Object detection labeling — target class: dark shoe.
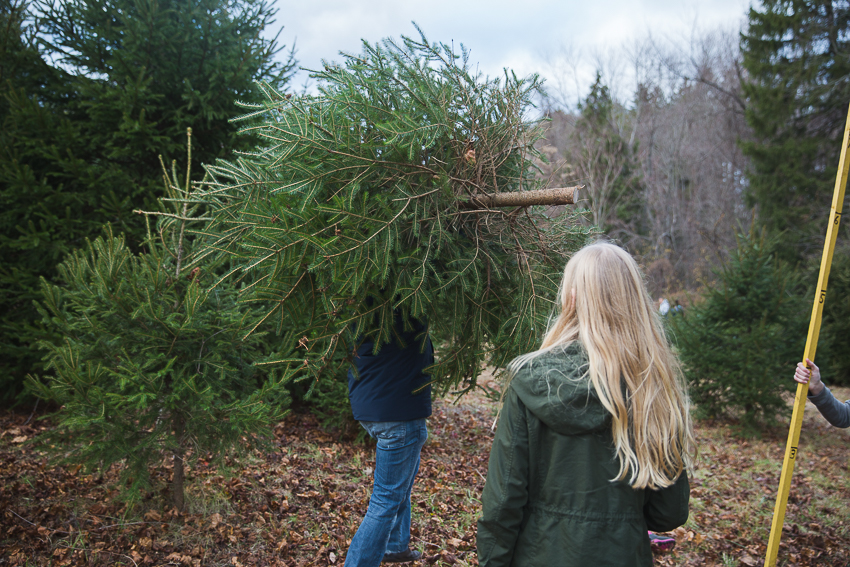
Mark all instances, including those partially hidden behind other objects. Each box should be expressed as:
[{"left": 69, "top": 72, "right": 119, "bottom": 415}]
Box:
[
  {"left": 383, "top": 549, "right": 422, "bottom": 563},
  {"left": 648, "top": 531, "right": 676, "bottom": 552}
]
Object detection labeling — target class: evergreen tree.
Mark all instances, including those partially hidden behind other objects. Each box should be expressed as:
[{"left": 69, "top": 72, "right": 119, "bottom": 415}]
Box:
[
  {"left": 199, "top": 29, "right": 593, "bottom": 395},
  {"left": 28, "top": 132, "right": 292, "bottom": 510},
  {"left": 0, "top": 0, "right": 81, "bottom": 402},
  {"left": 741, "top": 0, "right": 850, "bottom": 259},
  {"left": 570, "top": 73, "right": 644, "bottom": 240},
  {"left": 0, "top": 1, "right": 58, "bottom": 111},
  {"left": 34, "top": 0, "right": 295, "bottom": 182},
  {"left": 671, "top": 226, "right": 806, "bottom": 430},
  {"left": 0, "top": 0, "right": 295, "bottom": 401}
]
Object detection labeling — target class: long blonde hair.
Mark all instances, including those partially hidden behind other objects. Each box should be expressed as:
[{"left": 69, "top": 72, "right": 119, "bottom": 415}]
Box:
[{"left": 509, "top": 241, "right": 695, "bottom": 490}]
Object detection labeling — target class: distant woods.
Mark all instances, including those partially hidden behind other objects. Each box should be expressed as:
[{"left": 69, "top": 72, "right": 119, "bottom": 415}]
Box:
[
  {"left": 534, "top": 2, "right": 850, "bottom": 391},
  {"left": 537, "top": 2, "right": 850, "bottom": 298},
  {"left": 536, "top": 27, "right": 754, "bottom": 297}
]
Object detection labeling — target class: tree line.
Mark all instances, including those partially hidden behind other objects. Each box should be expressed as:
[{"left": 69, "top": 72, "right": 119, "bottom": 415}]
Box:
[{"left": 535, "top": 1, "right": 850, "bottom": 396}]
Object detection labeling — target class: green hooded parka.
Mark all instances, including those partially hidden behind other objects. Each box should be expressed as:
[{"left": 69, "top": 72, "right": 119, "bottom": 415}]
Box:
[{"left": 477, "top": 344, "right": 690, "bottom": 567}]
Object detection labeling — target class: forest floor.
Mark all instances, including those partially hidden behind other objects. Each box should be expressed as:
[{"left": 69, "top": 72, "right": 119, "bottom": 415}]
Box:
[{"left": 2, "top": 382, "right": 849, "bottom": 567}]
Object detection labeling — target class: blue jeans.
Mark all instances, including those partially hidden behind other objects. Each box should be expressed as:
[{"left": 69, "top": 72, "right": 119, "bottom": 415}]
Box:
[{"left": 344, "top": 419, "right": 428, "bottom": 567}]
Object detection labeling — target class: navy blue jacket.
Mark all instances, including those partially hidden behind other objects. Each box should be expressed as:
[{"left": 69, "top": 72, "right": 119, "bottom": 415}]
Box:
[{"left": 347, "top": 312, "right": 433, "bottom": 422}]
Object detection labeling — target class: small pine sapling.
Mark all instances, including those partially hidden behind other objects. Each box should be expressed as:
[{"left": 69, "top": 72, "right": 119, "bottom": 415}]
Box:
[
  {"left": 670, "top": 225, "right": 806, "bottom": 431},
  {"left": 28, "top": 130, "right": 295, "bottom": 510}
]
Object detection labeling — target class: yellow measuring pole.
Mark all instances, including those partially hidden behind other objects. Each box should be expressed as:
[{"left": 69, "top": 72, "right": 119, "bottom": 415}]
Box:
[{"left": 764, "top": 102, "right": 850, "bottom": 567}]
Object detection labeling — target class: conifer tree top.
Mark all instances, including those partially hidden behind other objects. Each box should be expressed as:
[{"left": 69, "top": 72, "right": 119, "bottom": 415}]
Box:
[{"left": 200, "top": 28, "right": 592, "bottom": 393}]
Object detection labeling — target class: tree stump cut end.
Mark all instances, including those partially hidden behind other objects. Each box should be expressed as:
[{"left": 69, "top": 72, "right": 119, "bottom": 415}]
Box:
[{"left": 465, "top": 185, "right": 582, "bottom": 209}]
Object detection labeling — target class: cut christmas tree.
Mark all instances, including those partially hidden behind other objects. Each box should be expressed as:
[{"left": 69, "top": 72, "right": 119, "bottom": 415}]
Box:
[{"left": 199, "top": 28, "right": 593, "bottom": 394}]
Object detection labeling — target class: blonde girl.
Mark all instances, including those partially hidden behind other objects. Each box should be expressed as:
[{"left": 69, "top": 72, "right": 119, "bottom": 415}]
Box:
[{"left": 477, "top": 241, "right": 696, "bottom": 567}]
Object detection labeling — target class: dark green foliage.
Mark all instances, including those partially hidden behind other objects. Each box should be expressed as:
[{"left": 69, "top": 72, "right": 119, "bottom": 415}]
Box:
[
  {"left": 671, "top": 226, "right": 806, "bottom": 429},
  {"left": 27, "top": 143, "right": 293, "bottom": 509},
  {"left": 0, "top": 0, "right": 57, "bottom": 108},
  {"left": 0, "top": 0, "right": 78, "bottom": 402},
  {"left": 34, "top": 0, "right": 295, "bottom": 174},
  {"left": 741, "top": 0, "right": 850, "bottom": 259},
  {"left": 199, "top": 28, "right": 593, "bottom": 396},
  {"left": 817, "top": 245, "right": 850, "bottom": 385},
  {"left": 0, "top": 0, "right": 294, "bottom": 402}
]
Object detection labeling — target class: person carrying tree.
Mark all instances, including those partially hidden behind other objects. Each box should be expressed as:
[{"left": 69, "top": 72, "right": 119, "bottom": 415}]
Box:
[
  {"left": 477, "top": 241, "right": 695, "bottom": 567},
  {"left": 793, "top": 359, "right": 850, "bottom": 428},
  {"left": 344, "top": 308, "right": 433, "bottom": 566}
]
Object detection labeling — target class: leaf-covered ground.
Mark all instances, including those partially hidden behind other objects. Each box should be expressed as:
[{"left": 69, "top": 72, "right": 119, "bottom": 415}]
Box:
[{"left": 2, "top": 385, "right": 849, "bottom": 566}]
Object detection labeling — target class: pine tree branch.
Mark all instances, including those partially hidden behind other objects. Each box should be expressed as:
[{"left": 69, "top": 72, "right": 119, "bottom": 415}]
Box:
[
  {"left": 322, "top": 198, "right": 413, "bottom": 259},
  {"left": 133, "top": 210, "right": 213, "bottom": 222}
]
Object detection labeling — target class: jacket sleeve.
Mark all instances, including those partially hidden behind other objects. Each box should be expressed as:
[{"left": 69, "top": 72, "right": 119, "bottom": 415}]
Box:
[
  {"left": 477, "top": 388, "right": 530, "bottom": 567},
  {"left": 643, "top": 469, "right": 690, "bottom": 533},
  {"left": 809, "top": 386, "right": 850, "bottom": 428}
]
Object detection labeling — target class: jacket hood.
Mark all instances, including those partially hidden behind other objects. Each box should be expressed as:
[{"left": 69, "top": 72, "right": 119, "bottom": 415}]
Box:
[{"left": 509, "top": 343, "right": 610, "bottom": 436}]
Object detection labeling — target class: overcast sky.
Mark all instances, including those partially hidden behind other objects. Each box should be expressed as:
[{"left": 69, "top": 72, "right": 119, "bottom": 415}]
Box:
[{"left": 271, "top": 0, "right": 752, "bottom": 102}]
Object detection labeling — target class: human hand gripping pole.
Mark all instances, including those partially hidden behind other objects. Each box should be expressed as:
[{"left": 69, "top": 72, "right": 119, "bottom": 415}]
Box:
[
  {"left": 793, "top": 359, "right": 823, "bottom": 397},
  {"left": 763, "top": 101, "right": 850, "bottom": 566}
]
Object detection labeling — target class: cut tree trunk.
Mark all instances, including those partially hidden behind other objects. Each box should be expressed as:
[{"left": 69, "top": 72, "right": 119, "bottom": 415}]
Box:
[{"left": 462, "top": 185, "right": 582, "bottom": 209}]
